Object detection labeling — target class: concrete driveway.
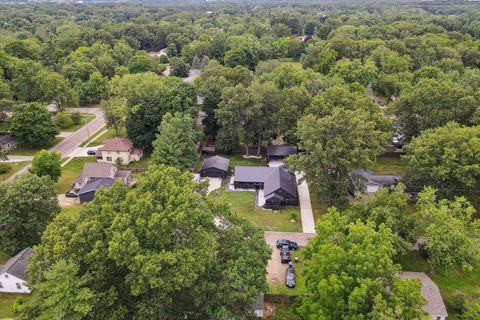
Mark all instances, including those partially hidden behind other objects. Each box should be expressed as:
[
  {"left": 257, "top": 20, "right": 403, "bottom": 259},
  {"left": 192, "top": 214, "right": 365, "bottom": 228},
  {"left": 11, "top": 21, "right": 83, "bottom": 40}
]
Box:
[
  {"left": 69, "top": 145, "right": 103, "bottom": 158},
  {"left": 295, "top": 172, "right": 316, "bottom": 234},
  {"left": 206, "top": 177, "right": 222, "bottom": 194},
  {"left": 264, "top": 232, "right": 316, "bottom": 287}
]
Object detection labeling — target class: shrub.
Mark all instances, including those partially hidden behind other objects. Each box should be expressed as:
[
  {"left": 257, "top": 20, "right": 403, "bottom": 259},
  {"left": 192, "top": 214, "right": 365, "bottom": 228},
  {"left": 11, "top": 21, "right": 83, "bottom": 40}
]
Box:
[
  {"left": 446, "top": 292, "right": 468, "bottom": 313},
  {"left": 0, "top": 163, "right": 12, "bottom": 173},
  {"left": 290, "top": 211, "right": 298, "bottom": 222},
  {"left": 71, "top": 112, "right": 81, "bottom": 125},
  {"left": 55, "top": 112, "right": 73, "bottom": 129}
]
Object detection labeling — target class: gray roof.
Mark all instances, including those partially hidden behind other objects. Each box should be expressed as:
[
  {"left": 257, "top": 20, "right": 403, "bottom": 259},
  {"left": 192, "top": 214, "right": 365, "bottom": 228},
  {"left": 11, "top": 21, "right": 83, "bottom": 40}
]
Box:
[
  {"left": 267, "top": 145, "right": 297, "bottom": 157},
  {"left": 0, "top": 134, "right": 13, "bottom": 145},
  {"left": 201, "top": 156, "right": 230, "bottom": 172},
  {"left": 234, "top": 166, "right": 297, "bottom": 198},
  {"left": 0, "top": 248, "right": 34, "bottom": 281},
  {"left": 399, "top": 272, "right": 448, "bottom": 317},
  {"left": 81, "top": 163, "right": 117, "bottom": 179},
  {"left": 351, "top": 169, "right": 400, "bottom": 186},
  {"left": 78, "top": 178, "right": 115, "bottom": 195}
]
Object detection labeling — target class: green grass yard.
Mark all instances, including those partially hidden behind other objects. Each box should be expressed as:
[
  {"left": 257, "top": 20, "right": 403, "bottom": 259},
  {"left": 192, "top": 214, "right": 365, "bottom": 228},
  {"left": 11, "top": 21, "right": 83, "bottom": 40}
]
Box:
[
  {"left": 368, "top": 156, "right": 406, "bottom": 175},
  {"left": 268, "top": 248, "right": 308, "bottom": 296},
  {"left": 60, "top": 113, "right": 95, "bottom": 132},
  {"left": 0, "top": 161, "right": 30, "bottom": 181},
  {"left": 397, "top": 250, "right": 480, "bottom": 319},
  {"left": 210, "top": 189, "right": 302, "bottom": 232},
  {"left": 55, "top": 157, "right": 97, "bottom": 193},
  {"left": 0, "top": 121, "right": 9, "bottom": 133},
  {"left": 9, "top": 137, "right": 64, "bottom": 156}
]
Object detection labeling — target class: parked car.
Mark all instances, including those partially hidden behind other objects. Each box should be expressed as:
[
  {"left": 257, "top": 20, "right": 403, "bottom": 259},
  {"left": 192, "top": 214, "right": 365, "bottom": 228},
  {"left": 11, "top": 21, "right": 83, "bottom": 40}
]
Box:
[
  {"left": 276, "top": 239, "right": 298, "bottom": 250},
  {"left": 65, "top": 190, "right": 78, "bottom": 198},
  {"left": 87, "top": 150, "right": 97, "bottom": 156},
  {"left": 280, "top": 245, "right": 291, "bottom": 263},
  {"left": 285, "top": 262, "right": 296, "bottom": 288}
]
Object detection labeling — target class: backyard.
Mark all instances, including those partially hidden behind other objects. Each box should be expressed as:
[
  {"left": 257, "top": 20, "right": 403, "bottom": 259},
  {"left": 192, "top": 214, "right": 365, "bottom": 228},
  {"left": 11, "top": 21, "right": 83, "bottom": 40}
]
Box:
[
  {"left": 55, "top": 157, "right": 97, "bottom": 193},
  {"left": 210, "top": 189, "right": 302, "bottom": 232},
  {"left": 368, "top": 155, "right": 406, "bottom": 175},
  {"left": 0, "top": 161, "right": 30, "bottom": 181}
]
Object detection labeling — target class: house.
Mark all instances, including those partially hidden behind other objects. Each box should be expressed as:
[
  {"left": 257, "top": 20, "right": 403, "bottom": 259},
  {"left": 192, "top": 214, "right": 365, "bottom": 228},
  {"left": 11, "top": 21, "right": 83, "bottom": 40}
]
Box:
[
  {"left": 252, "top": 293, "right": 264, "bottom": 318},
  {"left": 0, "top": 248, "right": 34, "bottom": 294},
  {"left": 78, "top": 178, "right": 115, "bottom": 203},
  {"left": 96, "top": 138, "right": 143, "bottom": 165},
  {"left": 200, "top": 156, "right": 230, "bottom": 179},
  {"left": 266, "top": 145, "right": 297, "bottom": 161},
  {"left": 0, "top": 134, "right": 15, "bottom": 153},
  {"left": 351, "top": 169, "right": 400, "bottom": 193},
  {"left": 234, "top": 166, "right": 297, "bottom": 210},
  {"left": 74, "top": 162, "right": 133, "bottom": 191},
  {"left": 399, "top": 272, "right": 448, "bottom": 320}
]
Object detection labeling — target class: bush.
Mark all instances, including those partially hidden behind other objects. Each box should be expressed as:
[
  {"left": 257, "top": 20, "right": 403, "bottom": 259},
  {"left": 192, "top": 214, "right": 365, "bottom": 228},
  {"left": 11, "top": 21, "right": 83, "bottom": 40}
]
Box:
[
  {"left": 13, "top": 296, "right": 27, "bottom": 314},
  {"left": 159, "top": 55, "right": 169, "bottom": 64},
  {"left": 290, "top": 211, "right": 298, "bottom": 222},
  {"left": 55, "top": 112, "right": 73, "bottom": 129},
  {"left": 0, "top": 163, "right": 12, "bottom": 173},
  {"left": 446, "top": 292, "right": 468, "bottom": 313},
  {"left": 71, "top": 112, "right": 81, "bottom": 125}
]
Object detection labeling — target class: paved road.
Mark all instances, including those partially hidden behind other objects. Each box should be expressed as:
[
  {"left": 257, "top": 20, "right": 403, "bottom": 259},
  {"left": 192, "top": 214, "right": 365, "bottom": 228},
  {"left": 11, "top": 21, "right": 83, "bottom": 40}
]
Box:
[
  {"left": 295, "top": 172, "right": 316, "bottom": 234},
  {"left": 7, "top": 108, "right": 106, "bottom": 182}
]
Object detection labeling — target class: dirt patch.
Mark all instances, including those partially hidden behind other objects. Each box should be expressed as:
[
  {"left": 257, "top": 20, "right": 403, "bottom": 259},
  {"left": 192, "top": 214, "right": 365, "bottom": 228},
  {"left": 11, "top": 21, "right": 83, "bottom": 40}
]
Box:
[{"left": 57, "top": 194, "right": 79, "bottom": 207}]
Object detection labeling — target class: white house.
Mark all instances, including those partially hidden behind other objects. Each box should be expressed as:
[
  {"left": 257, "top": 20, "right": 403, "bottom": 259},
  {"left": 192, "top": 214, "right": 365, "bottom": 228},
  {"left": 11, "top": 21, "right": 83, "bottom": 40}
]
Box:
[
  {"left": 399, "top": 272, "right": 448, "bottom": 320},
  {"left": 96, "top": 138, "right": 143, "bottom": 165},
  {"left": 0, "top": 248, "right": 34, "bottom": 294}
]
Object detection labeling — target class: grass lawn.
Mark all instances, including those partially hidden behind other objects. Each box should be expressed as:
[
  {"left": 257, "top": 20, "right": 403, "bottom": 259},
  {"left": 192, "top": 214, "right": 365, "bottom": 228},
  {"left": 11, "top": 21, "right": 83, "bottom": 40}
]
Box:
[
  {"left": 0, "top": 161, "right": 30, "bottom": 181},
  {"left": 60, "top": 113, "right": 95, "bottom": 132},
  {"left": 396, "top": 250, "right": 480, "bottom": 319},
  {"left": 210, "top": 189, "right": 302, "bottom": 232},
  {"left": 0, "top": 251, "right": 9, "bottom": 264},
  {"left": 0, "top": 121, "right": 9, "bottom": 132},
  {"left": 55, "top": 157, "right": 97, "bottom": 193},
  {"left": 125, "top": 153, "right": 151, "bottom": 169},
  {"left": 8, "top": 137, "right": 64, "bottom": 156},
  {"left": 268, "top": 248, "right": 308, "bottom": 296},
  {"left": 61, "top": 205, "right": 82, "bottom": 216},
  {"left": 368, "top": 156, "right": 406, "bottom": 175},
  {"left": 84, "top": 127, "right": 126, "bottom": 147},
  {"left": 222, "top": 154, "right": 266, "bottom": 174}
]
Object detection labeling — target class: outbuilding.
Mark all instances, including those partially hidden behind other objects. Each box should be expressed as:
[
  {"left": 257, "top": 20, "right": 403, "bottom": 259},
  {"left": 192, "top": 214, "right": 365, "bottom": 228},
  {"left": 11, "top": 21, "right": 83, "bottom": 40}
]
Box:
[
  {"left": 266, "top": 145, "right": 297, "bottom": 161},
  {"left": 78, "top": 178, "right": 115, "bottom": 203},
  {"left": 200, "top": 156, "right": 230, "bottom": 179}
]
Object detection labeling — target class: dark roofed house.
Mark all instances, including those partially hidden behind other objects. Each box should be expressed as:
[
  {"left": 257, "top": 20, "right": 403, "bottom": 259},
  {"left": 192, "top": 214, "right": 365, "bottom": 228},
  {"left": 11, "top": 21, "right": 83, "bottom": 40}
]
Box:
[
  {"left": 234, "top": 165, "right": 297, "bottom": 210},
  {"left": 399, "top": 272, "right": 448, "bottom": 320},
  {"left": 0, "top": 248, "right": 34, "bottom": 293},
  {"left": 266, "top": 145, "right": 298, "bottom": 160},
  {"left": 200, "top": 156, "right": 230, "bottom": 179},
  {"left": 78, "top": 178, "right": 115, "bottom": 203},
  {"left": 351, "top": 169, "right": 400, "bottom": 193}
]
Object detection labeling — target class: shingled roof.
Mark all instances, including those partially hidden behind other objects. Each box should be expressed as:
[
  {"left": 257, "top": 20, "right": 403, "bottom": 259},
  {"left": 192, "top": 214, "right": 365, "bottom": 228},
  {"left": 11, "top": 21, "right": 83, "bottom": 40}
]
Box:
[
  {"left": 399, "top": 272, "right": 448, "bottom": 318},
  {"left": 201, "top": 156, "right": 230, "bottom": 172},
  {"left": 234, "top": 165, "right": 297, "bottom": 198},
  {"left": 351, "top": 169, "right": 400, "bottom": 186},
  {"left": 100, "top": 138, "right": 134, "bottom": 152},
  {"left": 266, "top": 145, "right": 298, "bottom": 157},
  {"left": 81, "top": 163, "right": 117, "bottom": 179},
  {"left": 78, "top": 178, "right": 115, "bottom": 195},
  {"left": 0, "top": 248, "right": 34, "bottom": 281}
]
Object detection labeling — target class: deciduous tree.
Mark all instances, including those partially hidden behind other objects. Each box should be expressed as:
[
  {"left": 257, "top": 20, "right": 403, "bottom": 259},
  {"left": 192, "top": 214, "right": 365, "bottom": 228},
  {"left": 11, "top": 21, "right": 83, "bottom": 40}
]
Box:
[
  {"left": 10, "top": 103, "right": 59, "bottom": 146},
  {"left": 30, "top": 150, "right": 62, "bottom": 182}
]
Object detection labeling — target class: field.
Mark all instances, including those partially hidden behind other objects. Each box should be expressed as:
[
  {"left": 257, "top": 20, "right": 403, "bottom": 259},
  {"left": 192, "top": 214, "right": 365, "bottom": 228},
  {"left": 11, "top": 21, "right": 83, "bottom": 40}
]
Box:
[
  {"left": 55, "top": 157, "right": 97, "bottom": 193},
  {"left": 210, "top": 189, "right": 302, "bottom": 232},
  {"left": 0, "top": 161, "right": 30, "bottom": 181}
]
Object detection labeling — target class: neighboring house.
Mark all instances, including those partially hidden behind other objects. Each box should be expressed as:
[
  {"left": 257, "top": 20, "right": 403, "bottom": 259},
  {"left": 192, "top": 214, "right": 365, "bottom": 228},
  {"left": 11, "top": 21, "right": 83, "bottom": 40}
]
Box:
[
  {"left": 74, "top": 162, "right": 133, "bottom": 191},
  {"left": 0, "top": 248, "right": 34, "bottom": 294},
  {"left": 234, "top": 165, "right": 297, "bottom": 210},
  {"left": 351, "top": 169, "right": 400, "bottom": 193},
  {"left": 96, "top": 138, "right": 143, "bottom": 165},
  {"left": 0, "top": 134, "right": 15, "bottom": 153},
  {"left": 253, "top": 293, "right": 264, "bottom": 318},
  {"left": 78, "top": 178, "right": 115, "bottom": 204},
  {"left": 200, "top": 156, "right": 230, "bottom": 179},
  {"left": 266, "top": 145, "right": 297, "bottom": 161},
  {"left": 399, "top": 272, "right": 448, "bottom": 320}
]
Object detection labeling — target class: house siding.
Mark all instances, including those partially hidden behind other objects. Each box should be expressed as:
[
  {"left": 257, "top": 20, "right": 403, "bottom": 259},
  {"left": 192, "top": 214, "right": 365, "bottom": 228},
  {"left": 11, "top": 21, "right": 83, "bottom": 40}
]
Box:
[
  {"left": 0, "top": 273, "right": 30, "bottom": 294},
  {"left": 200, "top": 168, "right": 227, "bottom": 178}
]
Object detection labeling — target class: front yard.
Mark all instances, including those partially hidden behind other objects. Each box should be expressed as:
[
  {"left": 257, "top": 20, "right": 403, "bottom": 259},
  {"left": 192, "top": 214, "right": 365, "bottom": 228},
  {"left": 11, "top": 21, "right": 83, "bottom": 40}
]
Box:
[
  {"left": 8, "top": 137, "right": 64, "bottom": 156},
  {"left": 210, "top": 189, "right": 302, "bottom": 232},
  {"left": 61, "top": 113, "right": 95, "bottom": 132},
  {"left": 0, "top": 161, "right": 30, "bottom": 181},
  {"left": 55, "top": 157, "right": 97, "bottom": 193}
]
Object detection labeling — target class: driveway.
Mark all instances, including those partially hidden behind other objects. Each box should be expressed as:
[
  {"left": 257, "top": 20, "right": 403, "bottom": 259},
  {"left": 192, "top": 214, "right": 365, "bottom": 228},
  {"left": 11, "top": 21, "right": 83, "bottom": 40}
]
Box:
[
  {"left": 264, "top": 232, "right": 316, "bottom": 287},
  {"left": 57, "top": 194, "right": 79, "bottom": 207},
  {"left": 295, "top": 172, "right": 316, "bottom": 234},
  {"left": 206, "top": 177, "right": 222, "bottom": 194},
  {"left": 68, "top": 145, "right": 103, "bottom": 158},
  {"left": 268, "top": 159, "right": 284, "bottom": 167}
]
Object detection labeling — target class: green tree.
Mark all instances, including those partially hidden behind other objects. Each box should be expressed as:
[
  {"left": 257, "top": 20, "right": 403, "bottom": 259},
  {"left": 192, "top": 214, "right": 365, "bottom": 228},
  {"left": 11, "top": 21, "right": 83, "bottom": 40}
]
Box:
[
  {"left": 169, "top": 57, "right": 190, "bottom": 77},
  {"left": 417, "top": 187, "right": 480, "bottom": 271},
  {"left": 24, "top": 166, "right": 270, "bottom": 319},
  {"left": 287, "top": 109, "right": 387, "bottom": 205},
  {"left": 102, "top": 97, "right": 127, "bottom": 136},
  {"left": 55, "top": 112, "right": 73, "bottom": 129},
  {"left": 403, "top": 123, "right": 480, "bottom": 199},
  {"left": 297, "top": 209, "right": 426, "bottom": 319},
  {"left": 127, "top": 53, "right": 156, "bottom": 73},
  {"left": 10, "top": 103, "right": 59, "bottom": 146},
  {"left": 76, "top": 71, "right": 109, "bottom": 105},
  {"left": 151, "top": 112, "right": 198, "bottom": 171},
  {"left": 30, "top": 150, "right": 62, "bottom": 182},
  {"left": 0, "top": 174, "right": 60, "bottom": 255},
  {"left": 33, "top": 69, "right": 79, "bottom": 110}
]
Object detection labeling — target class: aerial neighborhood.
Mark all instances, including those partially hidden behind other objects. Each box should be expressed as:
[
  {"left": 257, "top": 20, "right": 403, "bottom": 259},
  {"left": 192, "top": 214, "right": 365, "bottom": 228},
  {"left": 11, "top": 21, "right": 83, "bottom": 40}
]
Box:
[{"left": 1, "top": 0, "right": 480, "bottom": 319}]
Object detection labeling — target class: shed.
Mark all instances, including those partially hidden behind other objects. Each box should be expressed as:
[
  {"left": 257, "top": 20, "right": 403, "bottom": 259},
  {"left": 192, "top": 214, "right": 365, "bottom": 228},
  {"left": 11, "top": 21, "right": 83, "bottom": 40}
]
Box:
[
  {"left": 266, "top": 145, "right": 298, "bottom": 160},
  {"left": 78, "top": 178, "right": 115, "bottom": 203},
  {"left": 200, "top": 156, "right": 230, "bottom": 179}
]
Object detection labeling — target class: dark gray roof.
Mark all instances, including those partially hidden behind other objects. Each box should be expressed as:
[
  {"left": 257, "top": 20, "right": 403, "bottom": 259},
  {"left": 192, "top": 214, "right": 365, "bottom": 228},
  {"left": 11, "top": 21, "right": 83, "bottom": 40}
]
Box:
[
  {"left": 201, "top": 156, "right": 230, "bottom": 172},
  {"left": 0, "top": 134, "right": 13, "bottom": 145},
  {"left": 0, "top": 248, "right": 34, "bottom": 281},
  {"left": 78, "top": 178, "right": 115, "bottom": 195},
  {"left": 351, "top": 169, "right": 400, "bottom": 186},
  {"left": 267, "top": 145, "right": 297, "bottom": 157},
  {"left": 234, "top": 166, "right": 297, "bottom": 197}
]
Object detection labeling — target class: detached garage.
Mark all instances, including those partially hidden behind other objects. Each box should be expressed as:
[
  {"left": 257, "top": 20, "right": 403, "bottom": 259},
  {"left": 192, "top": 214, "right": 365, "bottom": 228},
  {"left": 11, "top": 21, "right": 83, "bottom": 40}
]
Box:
[{"left": 200, "top": 156, "right": 230, "bottom": 179}]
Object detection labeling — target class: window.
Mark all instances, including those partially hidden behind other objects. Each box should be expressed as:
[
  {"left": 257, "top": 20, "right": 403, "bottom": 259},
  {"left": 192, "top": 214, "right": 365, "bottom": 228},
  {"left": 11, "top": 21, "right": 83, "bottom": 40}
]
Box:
[
  {"left": 0, "top": 282, "right": 3, "bottom": 288},
  {"left": 106, "top": 156, "right": 112, "bottom": 162},
  {"left": 16, "top": 283, "right": 21, "bottom": 289},
  {"left": 4, "top": 274, "right": 8, "bottom": 278},
  {"left": 436, "top": 317, "right": 441, "bottom": 320}
]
